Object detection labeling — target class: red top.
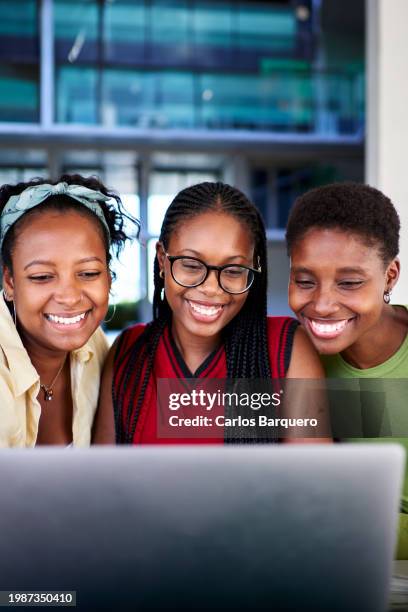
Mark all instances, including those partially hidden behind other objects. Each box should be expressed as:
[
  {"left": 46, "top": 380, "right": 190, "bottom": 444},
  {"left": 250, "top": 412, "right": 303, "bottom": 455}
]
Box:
[{"left": 113, "top": 316, "right": 298, "bottom": 444}]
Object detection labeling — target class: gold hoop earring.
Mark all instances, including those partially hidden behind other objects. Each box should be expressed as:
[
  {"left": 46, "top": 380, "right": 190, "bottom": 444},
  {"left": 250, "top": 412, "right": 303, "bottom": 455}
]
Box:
[
  {"left": 104, "top": 303, "right": 117, "bottom": 324},
  {"left": 159, "top": 269, "right": 164, "bottom": 279}
]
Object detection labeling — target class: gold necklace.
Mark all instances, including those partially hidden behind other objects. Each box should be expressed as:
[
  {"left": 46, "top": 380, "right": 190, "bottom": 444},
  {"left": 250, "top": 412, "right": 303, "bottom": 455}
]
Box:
[{"left": 40, "top": 357, "right": 67, "bottom": 402}]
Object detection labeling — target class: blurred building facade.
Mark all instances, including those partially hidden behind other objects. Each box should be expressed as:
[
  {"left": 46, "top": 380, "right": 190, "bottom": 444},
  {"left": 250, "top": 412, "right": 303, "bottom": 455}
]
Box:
[{"left": 0, "top": 0, "right": 365, "bottom": 319}]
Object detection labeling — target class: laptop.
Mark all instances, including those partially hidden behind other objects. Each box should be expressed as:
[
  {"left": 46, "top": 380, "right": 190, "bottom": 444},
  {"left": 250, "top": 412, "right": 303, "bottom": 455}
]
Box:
[{"left": 0, "top": 445, "right": 403, "bottom": 611}]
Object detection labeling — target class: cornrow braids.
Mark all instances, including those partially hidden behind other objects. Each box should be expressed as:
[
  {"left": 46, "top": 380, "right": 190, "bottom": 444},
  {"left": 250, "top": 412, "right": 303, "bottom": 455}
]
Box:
[{"left": 113, "top": 181, "right": 271, "bottom": 443}]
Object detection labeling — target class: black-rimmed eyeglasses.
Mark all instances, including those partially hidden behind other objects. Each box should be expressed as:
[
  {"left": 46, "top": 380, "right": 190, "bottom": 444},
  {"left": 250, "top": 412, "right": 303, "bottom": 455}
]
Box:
[{"left": 165, "top": 253, "right": 261, "bottom": 295}]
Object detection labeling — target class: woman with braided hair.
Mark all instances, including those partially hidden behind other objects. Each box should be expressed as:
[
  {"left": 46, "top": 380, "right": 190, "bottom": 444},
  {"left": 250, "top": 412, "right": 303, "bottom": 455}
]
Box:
[
  {"left": 0, "top": 174, "right": 137, "bottom": 447},
  {"left": 94, "top": 181, "right": 324, "bottom": 444}
]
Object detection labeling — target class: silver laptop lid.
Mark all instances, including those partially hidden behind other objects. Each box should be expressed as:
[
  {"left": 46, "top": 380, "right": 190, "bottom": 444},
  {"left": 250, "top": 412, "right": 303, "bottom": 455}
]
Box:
[{"left": 0, "top": 445, "right": 403, "bottom": 611}]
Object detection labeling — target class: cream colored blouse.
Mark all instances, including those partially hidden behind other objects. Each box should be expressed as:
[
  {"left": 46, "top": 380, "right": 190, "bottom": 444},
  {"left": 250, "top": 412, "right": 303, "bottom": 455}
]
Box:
[{"left": 0, "top": 294, "right": 109, "bottom": 447}]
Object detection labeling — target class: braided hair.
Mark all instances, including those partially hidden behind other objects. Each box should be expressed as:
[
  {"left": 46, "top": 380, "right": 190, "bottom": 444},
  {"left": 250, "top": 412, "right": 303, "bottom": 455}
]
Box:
[{"left": 114, "top": 182, "right": 270, "bottom": 443}]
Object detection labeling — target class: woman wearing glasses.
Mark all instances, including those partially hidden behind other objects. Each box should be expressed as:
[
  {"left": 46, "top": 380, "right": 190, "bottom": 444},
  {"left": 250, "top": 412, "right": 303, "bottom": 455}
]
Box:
[{"left": 93, "top": 182, "right": 324, "bottom": 444}]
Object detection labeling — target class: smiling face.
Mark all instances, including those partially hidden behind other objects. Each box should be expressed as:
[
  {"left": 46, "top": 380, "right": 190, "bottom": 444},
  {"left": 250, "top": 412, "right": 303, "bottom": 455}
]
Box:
[
  {"left": 157, "top": 211, "right": 255, "bottom": 345},
  {"left": 3, "top": 210, "right": 111, "bottom": 355},
  {"left": 288, "top": 228, "right": 399, "bottom": 355}
]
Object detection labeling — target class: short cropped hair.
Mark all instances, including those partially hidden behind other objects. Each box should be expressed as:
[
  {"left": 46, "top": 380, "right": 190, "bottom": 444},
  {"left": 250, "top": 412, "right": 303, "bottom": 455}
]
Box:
[{"left": 285, "top": 182, "right": 400, "bottom": 264}]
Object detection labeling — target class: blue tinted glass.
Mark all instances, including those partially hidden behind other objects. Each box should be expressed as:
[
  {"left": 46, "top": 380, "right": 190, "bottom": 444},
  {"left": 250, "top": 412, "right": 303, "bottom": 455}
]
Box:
[
  {"left": 0, "top": 0, "right": 37, "bottom": 35},
  {"left": 237, "top": 6, "right": 296, "bottom": 52},
  {"left": 153, "top": 72, "right": 194, "bottom": 127},
  {"left": 102, "top": 70, "right": 155, "bottom": 127},
  {"left": 199, "top": 72, "right": 313, "bottom": 131},
  {"left": 0, "top": 66, "right": 38, "bottom": 122},
  {"left": 56, "top": 64, "right": 362, "bottom": 134},
  {"left": 151, "top": 1, "right": 189, "bottom": 44},
  {"left": 102, "top": 70, "right": 194, "bottom": 128},
  {"left": 0, "top": 0, "right": 38, "bottom": 121},
  {"left": 193, "top": 3, "right": 232, "bottom": 48},
  {"left": 52, "top": 1, "right": 363, "bottom": 135},
  {"left": 56, "top": 67, "right": 97, "bottom": 124},
  {"left": 104, "top": 1, "right": 145, "bottom": 62},
  {"left": 311, "top": 71, "right": 363, "bottom": 135},
  {"left": 54, "top": 0, "right": 98, "bottom": 62}
]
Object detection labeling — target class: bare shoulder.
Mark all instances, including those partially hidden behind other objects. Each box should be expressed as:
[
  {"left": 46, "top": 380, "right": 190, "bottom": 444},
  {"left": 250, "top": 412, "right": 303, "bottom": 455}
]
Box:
[
  {"left": 287, "top": 326, "right": 324, "bottom": 379},
  {"left": 284, "top": 326, "right": 331, "bottom": 442},
  {"left": 91, "top": 336, "right": 120, "bottom": 444}
]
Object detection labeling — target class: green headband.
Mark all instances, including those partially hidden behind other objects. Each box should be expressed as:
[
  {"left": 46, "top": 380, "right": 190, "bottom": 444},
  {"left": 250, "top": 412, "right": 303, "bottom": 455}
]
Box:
[{"left": 0, "top": 182, "right": 111, "bottom": 248}]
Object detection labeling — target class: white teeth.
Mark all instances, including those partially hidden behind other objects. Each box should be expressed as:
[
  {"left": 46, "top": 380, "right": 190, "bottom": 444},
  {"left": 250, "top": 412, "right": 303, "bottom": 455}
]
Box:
[
  {"left": 46, "top": 312, "right": 87, "bottom": 325},
  {"left": 309, "top": 319, "right": 348, "bottom": 334},
  {"left": 188, "top": 301, "right": 222, "bottom": 317}
]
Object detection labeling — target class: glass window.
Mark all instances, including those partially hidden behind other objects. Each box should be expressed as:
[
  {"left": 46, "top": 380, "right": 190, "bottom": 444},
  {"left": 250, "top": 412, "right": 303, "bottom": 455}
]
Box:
[
  {"left": 193, "top": 2, "right": 232, "bottom": 48},
  {"left": 151, "top": 0, "right": 189, "bottom": 45},
  {"left": 190, "top": 2, "right": 233, "bottom": 68},
  {"left": 250, "top": 161, "right": 364, "bottom": 231},
  {"left": 51, "top": 1, "right": 363, "bottom": 136},
  {"left": 150, "top": 0, "right": 192, "bottom": 64},
  {"left": 104, "top": 0, "right": 146, "bottom": 64},
  {"left": 0, "top": 0, "right": 37, "bottom": 36},
  {"left": 102, "top": 70, "right": 155, "bottom": 127},
  {"left": 54, "top": 0, "right": 99, "bottom": 124},
  {"left": 0, "top": 0, "right": 39, "bottom": 122},
  {"left": 54, "top": 0, "right": 99, "bottom": 63},
  {"left": 148, "top": 169, "right": 218, "bottom": 235},
  {"left": 251, "top": 168, "right": 270, "bottom": 227},
  {"left": 0, "top": 149, "right": 47, "bottom": 184},
  {"left": 0, "top": 66, "right": 39, "bottom": 123},
  {"left": 152, "top": 72, "right": 195, "bottom": 128},
  {"left": 199, "top": 72, "right": 312, "bottom": 131},
  {"left": 0, "top": 0, "right": 38, "bottom": 61},
  {"left": 56, "top": 66, "right": 98, "bottom": 124},
  {"left": 237, "top": 6, "right": 296, "bottom": 52},
  {"left": 322, "top": 71, "right": 362, "bottom": 135},
  {"left": 200, "top": 74, "right": 256, "bottom": 129},
  {"left": 102, "top": 70, "right": 194, "bottom": 128},
  {"left": 276, "top": 166, "right": 338, "bottom": 228}
]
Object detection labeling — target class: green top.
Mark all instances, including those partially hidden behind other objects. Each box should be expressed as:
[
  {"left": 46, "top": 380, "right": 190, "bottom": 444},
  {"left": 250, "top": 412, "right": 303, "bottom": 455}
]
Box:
[
  {"left": 321, "top": 326, "right": 408, "bottom": 379},
  {"left": 320, "top": 306, "right": 408, "bottom": 559}
]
